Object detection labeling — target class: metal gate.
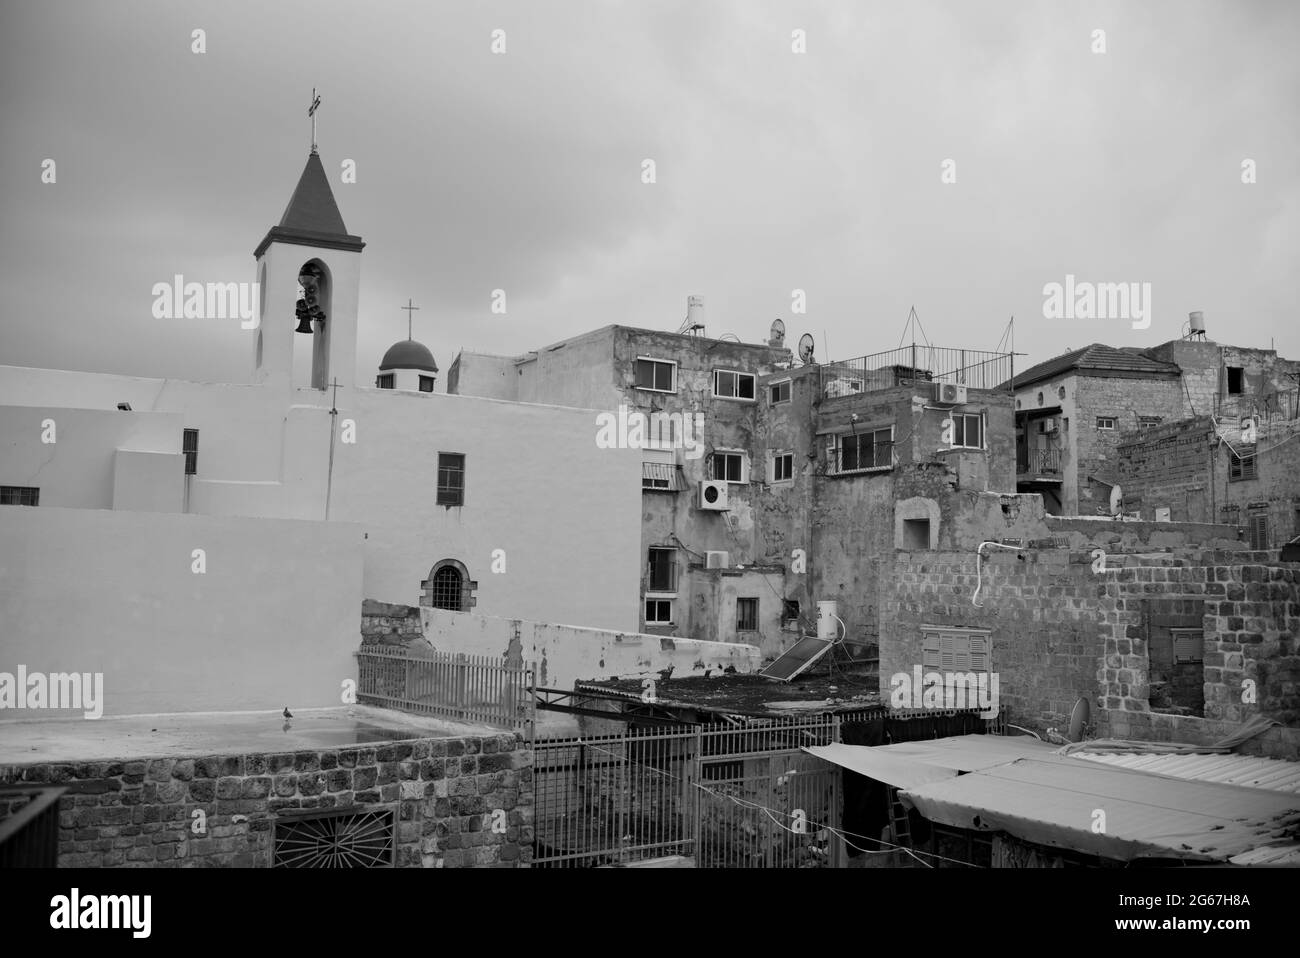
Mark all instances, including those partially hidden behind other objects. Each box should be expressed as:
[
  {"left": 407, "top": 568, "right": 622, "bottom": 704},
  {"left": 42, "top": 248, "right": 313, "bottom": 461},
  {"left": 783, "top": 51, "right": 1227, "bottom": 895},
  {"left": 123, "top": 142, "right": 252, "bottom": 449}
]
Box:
[{"left": 532, "top": 718, "right": 842, "bottom": 868}]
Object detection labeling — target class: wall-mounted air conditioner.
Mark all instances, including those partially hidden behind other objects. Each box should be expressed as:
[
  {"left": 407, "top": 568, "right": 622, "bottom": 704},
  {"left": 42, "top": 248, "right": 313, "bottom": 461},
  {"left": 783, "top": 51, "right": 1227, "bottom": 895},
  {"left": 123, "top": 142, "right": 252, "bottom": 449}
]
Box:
[
  {"left": 698, "top": 480, "right": 729, "bottom": 511},
  {"left": 705, "top": 550, "right": 730, "bottom": 569},
  {"left": 933, "top": 382, "right": 968, "bottom": 405}
]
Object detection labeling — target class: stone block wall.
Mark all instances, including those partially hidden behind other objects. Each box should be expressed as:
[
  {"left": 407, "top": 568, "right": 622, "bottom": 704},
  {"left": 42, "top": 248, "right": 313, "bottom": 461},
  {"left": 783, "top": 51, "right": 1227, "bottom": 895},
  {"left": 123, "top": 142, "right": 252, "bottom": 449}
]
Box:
[
  {"left": 880, "top": 548, "right": 1300, "bottom": 758},
  {"left": 1117, "top": 416, "right": 1218, "bottom": 523},
  {"left": 0, "top": 732, "right": 534, "bottom": 868},
  {"left": 361, "top": 599, "right": 426, "bottom": 647}
]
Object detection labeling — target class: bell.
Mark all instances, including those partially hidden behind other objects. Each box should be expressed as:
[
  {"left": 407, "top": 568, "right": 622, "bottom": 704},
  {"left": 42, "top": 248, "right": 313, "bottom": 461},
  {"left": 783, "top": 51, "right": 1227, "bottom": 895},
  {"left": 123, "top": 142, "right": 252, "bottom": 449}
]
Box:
[{"left": 295, "top": 315, "right": 314, "bottom": 334}]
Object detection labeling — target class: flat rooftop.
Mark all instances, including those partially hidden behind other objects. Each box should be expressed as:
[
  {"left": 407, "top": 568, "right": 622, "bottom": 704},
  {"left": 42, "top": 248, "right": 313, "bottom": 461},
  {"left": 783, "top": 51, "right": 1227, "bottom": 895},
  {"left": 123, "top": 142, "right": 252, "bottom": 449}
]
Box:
[{"left": 0, "top": 706, "right": 496, "bottom": 765}]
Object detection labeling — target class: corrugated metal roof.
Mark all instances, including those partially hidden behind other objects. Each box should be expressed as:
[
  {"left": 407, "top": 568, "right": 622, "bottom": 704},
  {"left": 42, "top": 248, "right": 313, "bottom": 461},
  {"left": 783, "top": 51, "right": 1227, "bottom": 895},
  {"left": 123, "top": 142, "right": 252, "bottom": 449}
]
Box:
[
  {"left": 900, "top": 755, "right": 1300, "bottom": 864},
  {"left": 1069, "top": 751, "right": 1300, "bottom": 794},
  {"left": 805, "top": 736, "right": 1057, "bottom": 790}
]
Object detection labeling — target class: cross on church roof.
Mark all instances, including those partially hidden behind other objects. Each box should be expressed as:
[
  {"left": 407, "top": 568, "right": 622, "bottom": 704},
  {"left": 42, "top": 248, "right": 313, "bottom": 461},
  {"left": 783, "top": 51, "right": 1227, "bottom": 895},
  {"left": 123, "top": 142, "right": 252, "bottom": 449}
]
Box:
[
  {"left": 308, "top": 88, "right": 322, "bottom": 154},
  {"left": 401, "top": 298, "right": 420, "bottom": 340}
]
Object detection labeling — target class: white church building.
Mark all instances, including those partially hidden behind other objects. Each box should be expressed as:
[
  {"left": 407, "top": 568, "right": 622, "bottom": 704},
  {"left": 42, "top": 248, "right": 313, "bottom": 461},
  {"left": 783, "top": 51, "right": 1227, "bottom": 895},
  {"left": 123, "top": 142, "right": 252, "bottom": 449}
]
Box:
[{"left": 0, "top": 147, "right": 643, "bottom": 716}]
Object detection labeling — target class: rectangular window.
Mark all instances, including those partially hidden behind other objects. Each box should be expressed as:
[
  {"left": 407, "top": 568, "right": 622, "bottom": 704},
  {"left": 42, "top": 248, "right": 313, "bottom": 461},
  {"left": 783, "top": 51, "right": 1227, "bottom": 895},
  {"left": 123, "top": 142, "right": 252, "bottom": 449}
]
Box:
[
  {"left": 1096, "top": 417, "right": 1116, "bottom": 430},
  {"left": 1227, "top": 367, "right": 1243, "bottom": 395},
  {"left": 634, "top": 357, "right": 676, "bottom": 392},
  {"left": 950, "top": 413, "right": 983, "bottom": 449},
  {"left": 376, "top": 373, "right": 395, "bottom": 389},
  {"left": 837, "top": 427, "right": 893, "bottom": 473},
  {"left": 714, "top": 369, "right": 756, "bottom": 401},
  {"left": 436, "top": 453, "right": 465, "bottom": 506},
  {"left": 781, "top": 599, "right": 800, "bottom": 626},
  {"left": 418, "top": 375, "right": 435, "bottom": 393},
  {"left": 710, "top": 451, "right": 746, "bottom": 483},
  {"left": 1230, "top": 450, "right": 1258, "bottom": 482},
  {"left": 645, "top": 598, "right": 673, "bottom": 625},
  {"left": 769, "top": 380, "right": 791, "bottom": 405},
  {"left": 1137, "top": 416, "right": 1162, "bottom": 429},
  {"left": 183, "top": 428, "right": 199, "bottom": 476},
  {"left": 737, "top": 597, "right": 759, "bottom": 632},
  {"left": 1249, "top": 514, "right": 1268, "bottom": 550},
  {"left": 0, "top": 486, "right": 39, "bottom": 506},
  {"left": 647, "top": 547, "right": 676, "bottom": 592},
  {"left": 771, "top": 452, "right": 794, "bottom": 482},
  {"left": 921, "top": 627, "right": 991, "bottom": 673}
]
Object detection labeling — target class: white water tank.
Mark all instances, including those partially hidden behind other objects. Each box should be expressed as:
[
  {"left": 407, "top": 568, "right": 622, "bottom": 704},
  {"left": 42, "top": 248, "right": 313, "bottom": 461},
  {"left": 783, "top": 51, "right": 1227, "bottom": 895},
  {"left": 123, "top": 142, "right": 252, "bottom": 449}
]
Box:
[
  {"left": 686, "top": 295, "right": 704, "bottom": 331},
  {"left": 816, "top": 600, "right": 838, "bottom": 639},
  {"left": 1188, "top": 311, "right": 1205, "bottom": 333}
]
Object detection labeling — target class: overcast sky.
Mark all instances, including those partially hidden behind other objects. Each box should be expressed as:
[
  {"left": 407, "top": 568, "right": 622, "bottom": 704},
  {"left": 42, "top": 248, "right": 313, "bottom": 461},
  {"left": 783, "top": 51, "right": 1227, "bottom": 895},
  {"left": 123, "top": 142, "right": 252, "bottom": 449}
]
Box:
[{"left": 1, "top": 0, "right": 1296, "bottom": 388}]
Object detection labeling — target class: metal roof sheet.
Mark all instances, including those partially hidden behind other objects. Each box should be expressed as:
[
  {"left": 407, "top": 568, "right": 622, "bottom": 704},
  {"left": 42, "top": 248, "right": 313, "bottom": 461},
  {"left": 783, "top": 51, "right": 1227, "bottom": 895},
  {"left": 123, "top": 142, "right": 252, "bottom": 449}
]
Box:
[
  {"left": 805, "top": 735, "right": 1057, "bottom": 790},
  {"left": 1069, "top": 751, "right": 1300, "bottom": 794},
  {"left": 900, "top": 756, "right": 1300, "bottom": 863}
]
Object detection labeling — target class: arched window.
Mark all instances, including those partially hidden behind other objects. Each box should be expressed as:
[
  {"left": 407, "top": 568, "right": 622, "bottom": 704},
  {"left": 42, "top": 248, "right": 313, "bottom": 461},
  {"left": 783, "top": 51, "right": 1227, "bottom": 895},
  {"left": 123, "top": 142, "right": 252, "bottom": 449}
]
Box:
[{"left": 420, "top": 559, "right": 477, "bottom": 612}]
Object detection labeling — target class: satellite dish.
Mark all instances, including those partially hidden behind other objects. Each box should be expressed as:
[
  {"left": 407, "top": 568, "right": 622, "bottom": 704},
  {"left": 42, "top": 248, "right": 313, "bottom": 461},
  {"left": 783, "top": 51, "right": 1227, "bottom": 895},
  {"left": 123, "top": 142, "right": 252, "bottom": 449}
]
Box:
[
  {"left": 1108, "top": 484, "right": 1123, "bottom": 516},
  {"left": 769, "top": 318, "right": 786, "bottom": 347},
  {"left": 797, "top": 333, "right": 815, "bottom": 364},
  {"left": 1067, "top": 697, "right": 1091, "bottom": 742}
]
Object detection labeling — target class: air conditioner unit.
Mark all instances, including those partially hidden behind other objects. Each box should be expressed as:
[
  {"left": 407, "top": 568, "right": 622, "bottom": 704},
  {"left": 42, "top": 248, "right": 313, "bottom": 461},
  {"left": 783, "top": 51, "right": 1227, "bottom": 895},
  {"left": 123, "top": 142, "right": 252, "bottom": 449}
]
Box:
[
  {"left": 698, "top": 480, "right": 729, "bottom": 511},
  {"left": 705, "top": 550, "right": 730, "bottom": 569},
  {"left": 934, "top": 382, "right": 968, "bottom": 405},
  {"left": 1039, "top": 417, "right": 1059, "bottom": 434}
]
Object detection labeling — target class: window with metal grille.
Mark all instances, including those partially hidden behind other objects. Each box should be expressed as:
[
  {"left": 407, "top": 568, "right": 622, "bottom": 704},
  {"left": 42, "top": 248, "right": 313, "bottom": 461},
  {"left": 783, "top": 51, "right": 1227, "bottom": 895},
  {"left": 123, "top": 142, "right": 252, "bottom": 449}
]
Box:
[
  {"left": 921, "top": 628, "right": 991, "bottom": 672},
  {"left": 950, "top": 413, "right": 983, "bottom": 449},
  {"left": 645, "top": 598, "right": 673, "bottom": 624},
  {"left": 648, "top": 547, "right": 676, "bottom": 592},
  {"left": 1249, "top": 514, "right": 1268, "bottom": 550},
  {"left": 737, "top": 597, "right": 759, "bottom": 632},
  {"left": 772, "top": 452, "right": 794, "bottom": 482},
  {"left": 430, "top": 566, "right": 463, "bottom": 610},
  {"left": 1170, "top": 629, "right": 1204, "bottom": 664},
  {"left": 418, "top": 375, "right": 435, "bottom": 393},
  {"left": 376, "top": 373, "right": 395, "bottom": 389},
  {"left": 769, "top": 380, "right": 791, "bottom": 405},
  {"left": 713, "top": 369, "right": 756, "bottom": 401},
  {"left": 182, "top": 429, "right": 199, "bottom": 475},
  {"left": 709, "top": 451, "right": 745, "bottom": 483},
  {"left": 273, "top": 807, "right": 395, "bottom": 868},
  {"left": 437, "top": 453, "right": 465, "bottom": 506},
  {"left": 1230, "top": 450, "right": 1257, "bottom": 482},
  {"left": 634, "top": 357, "right": 675, "bottom": 392},
  {"left": 0, "top": 486, "right": 39, "bottom": 506},
  {"left": 835, "top": 428, "right": 893, "bottom": 473}
]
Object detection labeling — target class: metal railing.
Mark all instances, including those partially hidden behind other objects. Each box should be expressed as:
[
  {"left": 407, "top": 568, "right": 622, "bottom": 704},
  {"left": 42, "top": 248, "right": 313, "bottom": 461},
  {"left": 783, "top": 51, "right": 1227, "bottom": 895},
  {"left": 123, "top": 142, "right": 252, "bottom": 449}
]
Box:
[
  {"left": 821, "top": 345, "right": 1013, "bottom": 398},
  {"left": 0, "top": 785, "right": 66, "bottom": 867},
  {"left": 1017, "top": 447, "right": 1062, "bottom": 476},
  {"left": 354, "top": 646, "right": 535, "bottom": 733}
]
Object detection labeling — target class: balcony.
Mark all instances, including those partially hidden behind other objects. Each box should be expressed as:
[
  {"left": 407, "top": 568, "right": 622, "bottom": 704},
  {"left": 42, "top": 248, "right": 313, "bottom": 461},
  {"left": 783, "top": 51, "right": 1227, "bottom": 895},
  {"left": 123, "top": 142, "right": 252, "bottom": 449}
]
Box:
[
  {"left": 820, "top": 345, "right": 1014, "bottom": 400},
  {"left": 1017, "top": 447, "right": 1062, "bottom": 478}
]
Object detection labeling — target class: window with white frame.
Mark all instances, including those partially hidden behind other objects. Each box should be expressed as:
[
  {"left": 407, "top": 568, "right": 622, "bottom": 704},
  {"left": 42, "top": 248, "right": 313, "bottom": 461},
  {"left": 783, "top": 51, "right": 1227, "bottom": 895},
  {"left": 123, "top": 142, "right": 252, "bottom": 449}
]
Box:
[
  {"left": 713, "top": 369, "right": 756, "bottom": 401},
  {"left": 950, "top": 413, "right": 984, "bottom": 449},
  {"left": 645, "top": 598, "right": 673, "bottom": 625},
  {"left": 647, "top": 547, "right": 677, "bottom": 592},
  {"left": 1096, "top": 417, "right": 1117, "bottom": 430},
  {"left": 769, "top": 379, "right": 791, "bottom": 405},
  {"left": 634, "top": 357, "right": 676, "bottom": 392},
  {"left": 770, "top": 451, "right": 794, "bottom": 483},
  {"left": 833, "top": 427, "right": 893, "bottom": 473},
  {"left": 709, "top": 450, "right": 747, "bottom": 483}
]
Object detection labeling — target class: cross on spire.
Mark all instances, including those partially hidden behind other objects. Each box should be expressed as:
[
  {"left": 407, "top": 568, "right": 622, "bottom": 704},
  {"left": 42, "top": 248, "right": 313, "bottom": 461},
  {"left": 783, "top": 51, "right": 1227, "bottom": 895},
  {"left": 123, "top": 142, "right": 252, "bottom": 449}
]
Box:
[
  {"left": 308, "top": 88, "right": 322, "bottom": 153},
  {"left": 401, "top": 298, "right": 420, "bottom": 340}
]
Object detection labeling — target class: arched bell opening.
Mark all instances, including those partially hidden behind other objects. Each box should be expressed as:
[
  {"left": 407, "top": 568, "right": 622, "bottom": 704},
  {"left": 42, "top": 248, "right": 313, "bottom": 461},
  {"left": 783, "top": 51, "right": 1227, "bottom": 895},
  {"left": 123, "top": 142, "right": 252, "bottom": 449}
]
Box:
[{"left": 293, "top": 258, "right": 333, "bottom": 390}]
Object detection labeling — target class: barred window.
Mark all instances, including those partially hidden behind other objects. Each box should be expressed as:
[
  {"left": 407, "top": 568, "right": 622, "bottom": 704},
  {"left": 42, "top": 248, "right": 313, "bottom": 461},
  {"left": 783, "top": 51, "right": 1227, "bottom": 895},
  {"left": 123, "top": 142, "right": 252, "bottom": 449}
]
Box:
[
  {"left": 437, "top": 453, "right": 465, "bottom": 506},
  {"left": 183, "top": 428, "right": 199, "bottom": 476}
]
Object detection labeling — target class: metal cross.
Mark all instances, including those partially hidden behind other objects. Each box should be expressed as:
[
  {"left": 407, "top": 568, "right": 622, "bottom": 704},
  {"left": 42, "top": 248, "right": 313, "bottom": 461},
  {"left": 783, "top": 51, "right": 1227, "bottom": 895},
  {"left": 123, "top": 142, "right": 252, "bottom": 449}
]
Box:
[
  {"left": 328, "top": 377, "right": 342, "bottom": 414},
  {"left": 308, "top": 88, "right": 322, "bottom": 153},
  {"left": 401, "top": 298, "right": 420, "bottom": 340}
]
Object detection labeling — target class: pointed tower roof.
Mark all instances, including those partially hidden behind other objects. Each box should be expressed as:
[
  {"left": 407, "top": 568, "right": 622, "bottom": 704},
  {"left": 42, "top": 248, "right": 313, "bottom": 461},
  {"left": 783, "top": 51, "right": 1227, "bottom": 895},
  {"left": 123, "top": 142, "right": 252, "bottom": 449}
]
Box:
[{"left": 255, "top": 152, "right": 365, "bottom": 258}]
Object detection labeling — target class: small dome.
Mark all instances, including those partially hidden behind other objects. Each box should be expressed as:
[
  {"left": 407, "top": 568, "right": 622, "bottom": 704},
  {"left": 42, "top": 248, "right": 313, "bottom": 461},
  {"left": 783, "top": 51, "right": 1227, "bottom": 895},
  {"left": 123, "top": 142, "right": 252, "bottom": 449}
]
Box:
[{"left": 379, "top": 339, "right": 438, "bottom": 373}]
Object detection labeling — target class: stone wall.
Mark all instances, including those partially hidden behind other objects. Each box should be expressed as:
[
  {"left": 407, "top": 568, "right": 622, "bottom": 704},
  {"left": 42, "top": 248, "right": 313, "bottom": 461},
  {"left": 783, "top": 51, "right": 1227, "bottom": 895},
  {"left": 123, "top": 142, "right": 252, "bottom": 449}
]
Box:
[
  {"left": 1117, "top": 416, "right": 1218, "bottom": 523},
  {"left": 879, "top": 548, "right": 1300, "bottom": 758},
  {"left": 0, "top": 732, "right": 533, "bottom": 868},
  {"left": 361, "top": 599, "right": 426, "bottom": 647}
]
